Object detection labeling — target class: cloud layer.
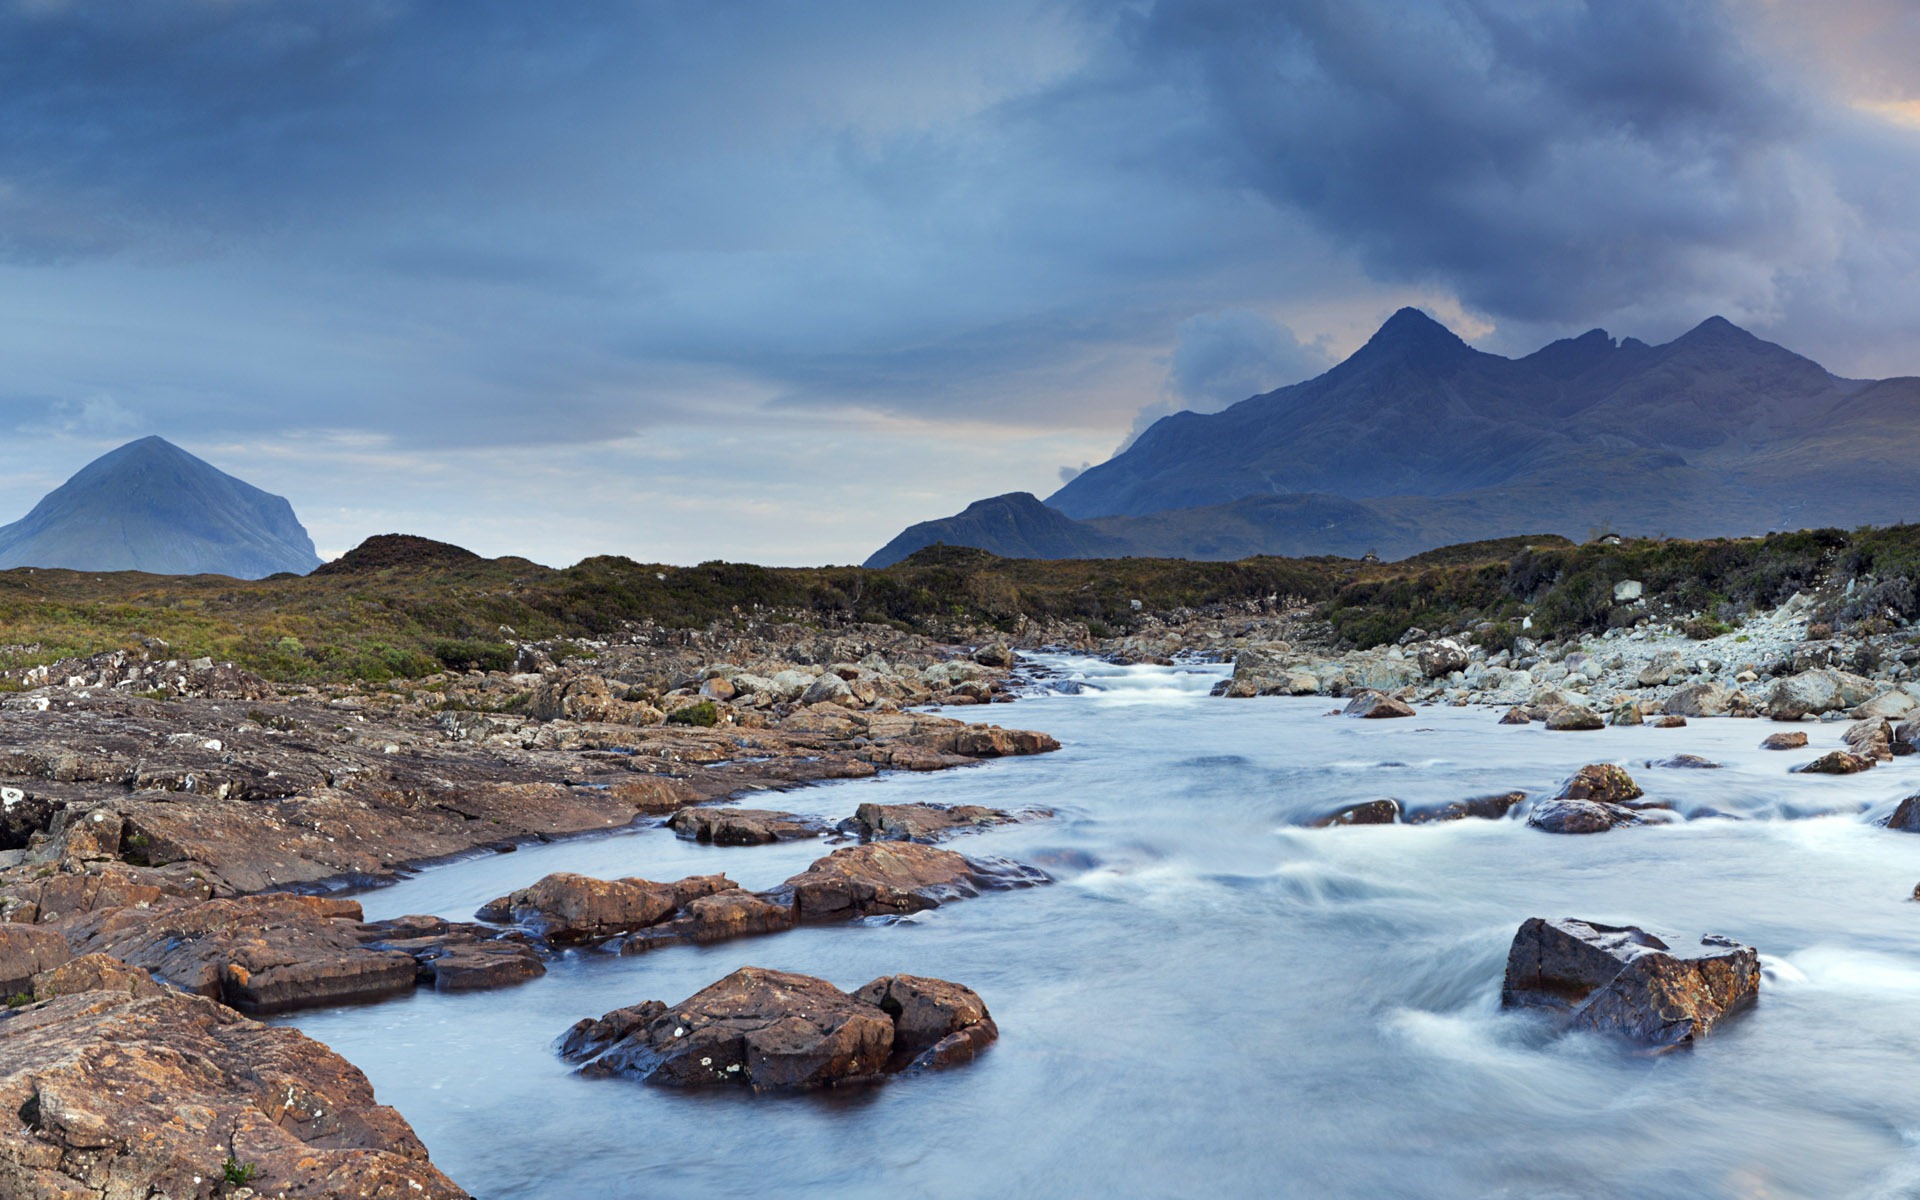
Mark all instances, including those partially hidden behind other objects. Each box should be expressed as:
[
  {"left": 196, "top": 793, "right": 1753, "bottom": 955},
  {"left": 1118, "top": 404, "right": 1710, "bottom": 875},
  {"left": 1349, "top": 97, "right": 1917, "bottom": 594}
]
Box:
[{"left": 0, "top": 0, "right": 1915, "bottom": 563}]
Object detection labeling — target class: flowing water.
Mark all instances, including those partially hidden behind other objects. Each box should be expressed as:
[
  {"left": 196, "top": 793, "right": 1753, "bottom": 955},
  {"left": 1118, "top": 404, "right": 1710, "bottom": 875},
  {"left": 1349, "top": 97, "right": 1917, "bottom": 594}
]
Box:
[{"left": 285, "top": 656, "right": 1920, "bottom": 1199}]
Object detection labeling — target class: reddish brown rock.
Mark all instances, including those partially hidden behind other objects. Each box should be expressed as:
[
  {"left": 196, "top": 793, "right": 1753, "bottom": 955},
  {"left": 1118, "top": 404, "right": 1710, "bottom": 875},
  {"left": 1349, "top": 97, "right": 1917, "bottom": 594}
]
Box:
[
  {"left": 0, "top": 989, "right": 467, "bottom": 1198},
  {"left": 560, "top": 966, "right": 997, "bottom": 1089},
  {"left": 1556, "top": 764, "right": 1644, "bottom": 806},
  {"left": 667, "top": 807, "right": 829, "bottom": 845},
  {"left": 1845, "top": 718, "right": 1897, "bottom": 762},
  {"left": 1761, "top": 731, "right": 1808, "bottom": 750},
  {"left": 1545, "top": 705, "right": 1605, "bottom": 731},
  {"left": 773, "top": 843, "right": 1046, "bottom": 923},
  {"left": 357, "top": 915, "right": 546, "bottom": 993},
  {"left": 944, "top": 726, "right": 1060, "bottom": 757},
  {"left": 1882, "top": 794, "right": 1920, "bottom": 833},
  {"left": 475, "top": 871, "right": 733, "bottom": 942},
  {"left": 1343, "top": 692, "right": 1415, "bottom": 719},
  {"left": 1653, "top": 715, "right": 1688, "bottom": 728},
  {"left": 1501, "top": 917, "right": 1759, "bottom": 1050},
  {"left": 28, "top": 953, "right": 166, "bottom": 1002},
  {"left": 1498, "top": 707, "right": 1531, "bottom": 725},
  {"left": 1795, "top": 751, "right": 1877, "bottom": 775},
  {"left": 0, "top": 925, "right": 70, "bottom": 998}
]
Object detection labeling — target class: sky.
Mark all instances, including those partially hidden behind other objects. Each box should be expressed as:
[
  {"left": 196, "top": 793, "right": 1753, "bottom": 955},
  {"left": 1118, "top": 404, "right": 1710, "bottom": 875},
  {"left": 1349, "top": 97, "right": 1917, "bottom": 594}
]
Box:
[{"left": 1, "top": 0, "right": 1919, "bottom": 565}]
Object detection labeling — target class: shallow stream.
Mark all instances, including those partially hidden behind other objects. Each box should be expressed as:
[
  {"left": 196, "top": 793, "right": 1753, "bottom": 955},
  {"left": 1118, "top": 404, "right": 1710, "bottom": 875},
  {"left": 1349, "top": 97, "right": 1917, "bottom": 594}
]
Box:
[{"left": 286, "top": 656, "right": 1920, "bottom": 1199}]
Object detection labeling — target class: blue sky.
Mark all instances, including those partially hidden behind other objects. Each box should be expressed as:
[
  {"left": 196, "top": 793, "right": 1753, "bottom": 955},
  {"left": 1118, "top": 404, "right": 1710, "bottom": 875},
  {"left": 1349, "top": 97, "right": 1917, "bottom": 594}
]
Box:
[{"left": 1, "top": 0, "right": 1918, "bottom": 564}]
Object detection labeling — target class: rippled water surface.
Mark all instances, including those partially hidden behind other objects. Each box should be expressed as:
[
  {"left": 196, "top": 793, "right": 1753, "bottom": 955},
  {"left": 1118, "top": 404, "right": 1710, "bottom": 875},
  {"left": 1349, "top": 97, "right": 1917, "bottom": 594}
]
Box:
[{"left": 286, "top": 656, "right": 1920, "bottom": 1199}]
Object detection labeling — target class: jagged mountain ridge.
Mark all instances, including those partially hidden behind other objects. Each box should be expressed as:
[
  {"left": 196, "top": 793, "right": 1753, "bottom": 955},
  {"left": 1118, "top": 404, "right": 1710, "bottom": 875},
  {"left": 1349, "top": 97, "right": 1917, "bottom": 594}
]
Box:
[
  {"left": 0, "top": 437, "right": 323, "bottom": 578},
  {"left": 866, "top": 310, "right": 1920, "bottom": 566}
]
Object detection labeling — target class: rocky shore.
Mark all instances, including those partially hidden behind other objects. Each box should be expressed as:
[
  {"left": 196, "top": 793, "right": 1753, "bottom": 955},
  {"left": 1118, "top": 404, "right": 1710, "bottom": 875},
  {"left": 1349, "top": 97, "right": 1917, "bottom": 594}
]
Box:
[{"left": 0, "top": 630, "right": 1059, "bottom": 1197}]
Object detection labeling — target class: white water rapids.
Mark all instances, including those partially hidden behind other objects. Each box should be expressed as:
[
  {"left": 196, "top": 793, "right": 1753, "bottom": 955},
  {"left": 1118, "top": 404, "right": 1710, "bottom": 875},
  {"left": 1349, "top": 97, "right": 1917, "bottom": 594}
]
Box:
[{"left": 283, "top": 655, "right": 1920, "bottom": 1199}]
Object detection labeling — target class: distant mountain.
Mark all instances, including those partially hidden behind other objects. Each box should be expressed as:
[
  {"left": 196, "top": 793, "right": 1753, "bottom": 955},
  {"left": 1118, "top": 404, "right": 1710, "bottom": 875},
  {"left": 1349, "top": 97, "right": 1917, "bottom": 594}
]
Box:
[
  {"left": 0, "top": 436, "right": 323, "bottom": 578},
  {"left": 870, "top": 310, "right": 1920, "bottom": 564}
]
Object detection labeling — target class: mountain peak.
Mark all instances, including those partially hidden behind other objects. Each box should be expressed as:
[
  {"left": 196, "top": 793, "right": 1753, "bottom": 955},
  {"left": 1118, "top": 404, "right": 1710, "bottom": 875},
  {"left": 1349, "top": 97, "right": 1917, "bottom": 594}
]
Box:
[
  {"left": 0, "top": 438, "right": 322, "bottom": 578},
  {"left": 1347, "top": 307, "right": 1474, "bottom": 367}
]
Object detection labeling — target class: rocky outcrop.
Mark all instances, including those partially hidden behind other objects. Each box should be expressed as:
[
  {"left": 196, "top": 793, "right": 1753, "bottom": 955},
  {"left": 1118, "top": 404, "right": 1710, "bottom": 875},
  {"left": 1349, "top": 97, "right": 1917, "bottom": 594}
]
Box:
[
  {"left": 667, "top": 807, "right": 830, "bottom": 845},
  {"left": 837, "top": 801, "right": 1041, "bottom": 844},
  {"left": 557, "top": 966, "right": 996, "bottom": 1089},
  {"left": 0, "top": 925, "right": 71, "bottom": 998},
  {"left": 1343, "top": 692, "right": 1415, "bottom": 719},
  {"left": 0, "top": 987, "right": 466, "bottom": 1198},
  {"left": 772, "top": 843, "right": 1047, "bottom": 923},
  {"left": 1501, "top": 917, "right": 1760, "bottom": 1050}
]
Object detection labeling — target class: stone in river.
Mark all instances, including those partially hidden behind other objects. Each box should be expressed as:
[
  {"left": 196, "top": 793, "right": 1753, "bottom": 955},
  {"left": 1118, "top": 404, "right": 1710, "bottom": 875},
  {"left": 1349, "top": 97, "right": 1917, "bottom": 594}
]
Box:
[
  {"left": 667, "top": 807, "right": 830, "bottom": 845},
  {"left": 475, "top": 871, "right": 734, "bottom": 942},
  {"left": 1501, "top": 917, "right": 1759, "bottom": 1050},
  {"left": 1309, "top": 798, "right": 1402, "bottom": 827},
  {"left": 1544, "top": 705, "right": 1604, "bottom": 731},
  {"left": 1882, "top": 794, "right": 1920, "bottom": 833},
  {"left": 1404, "top": 792, "right": 1527, "bottom": 824},
  {"left": 1760, "top": 731, "right": 1808, "bottom": 750},
  {"left": 1648, "top": 754, "right": 1721, "bottom": 769},
  {"left": 1794, "top": 751, "right": 1876, "bottom": 775},
  {"left": 1556, "top": 764, "right": 1643, "bottom": 806},
  {"left": 839, "top": 801, "right": 1040, "bottom": 844},
  {"left": 1498, "top": 707, "right": 1531, "bottom": 725},
  {"left": 770, "top": 843, "right": 1046, "bottom": 923},
  {"left": 1343, "top": 691, "right": 1415, "bottom": 718},
  {"left": 1526, "top": 798, "right": 1641, "bottom": 834},
  {"left": 1653, "top": 715, "right": 1688, "bottom": 728}
]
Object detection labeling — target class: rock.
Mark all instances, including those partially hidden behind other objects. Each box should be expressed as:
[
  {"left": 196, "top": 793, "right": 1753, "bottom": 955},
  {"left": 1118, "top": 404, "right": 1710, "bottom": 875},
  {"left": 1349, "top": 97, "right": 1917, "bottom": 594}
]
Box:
[
  {"left": 852, "top": 973, "right": 999, "bottom": 1070},
  {"left": 972, "top": 644, "right": 1014, "bottom": 668},
  {"left": 76, "top": 894, "right": 420, "bottom": 1015},
  {"left": 667, "top": 807, "right": 830, "bottom": 845},
  {"left": 1309, "top": 798, "right": 1401, "bottom": 827},
  {"left": 1649, "top": 754, "right": 1721, "bottom": 769},
  {"left": 1544, "top": 705, "right": 1604, "bottom": 731},
  {"left": 1794, "top": 751, "right": 1877, "bottom": 775},
  {"left": 838, "top": 802, "right": 1038, "bottom": 844},
  {"left": 28, "top": 952, "right": 167, "bottom": 1002},
  {"left": 559, "top": 966, "right": 995, "bottom": 1089},
  {"left": 1855, "top": 689, "right": 1918, "bottom": 720},
  {"left": 1653, "top": 715, "right": 1688, "bottom": 728},
  {"left": 1882, "top": 794, "right": 1920, "bottom": 832},
  {"left": 1501, "top": 917, "right": 1759, "bottom": 1050},
  {"left": 1636, "top": 649, "right": 1685, "bottom": 687},
  {"left": 1768, "top": 668, "right": 1876, "bottom": 720},
  {"left": 1760, "top": 731, "right": 1808, "bottom": 750},
  {"left": 1609, "top": 703, "right": 1644, "bottom": 727},
  {"left": 1613, "top": 580, "right": 1644, "bottom": 602},
  {"left": 1342, "top": 691, "right": 1415, "bottom": 719},
  {"left": 944, "top": 725, "right": 1060, "bottom": 757},
  {"left": 1413, "top": 639, "right": 1470, "bottom": 680},
  {"left": 357, "top": 915, "right": 546, "bottom": 993},
  {"left": 1664, "top": 683, "right": 1732, "bottom": 718},
  {"left": 0, "top": 989, "right": 467, "bottom": 1198},
  {"left": 772, "top": 843, "right": 1044, "bottom": 923},
  {"left": 527, "top": 674, "right": 632, "bottom": 723},
  {"left": 476, "top": 871, "right": 734, "bottom": 942},
  {"left": 1844, "top": 717, "right": 1897, "bottom": 762},
  {"left": 1557, "top": 763, "right": 1644, "bottom": 806},
  {"left": 1498, "top": 707, "right": 1531, "bottom": 725},
  {"left": 0, "top": 924, "right": 72, "bottom": 998},
  {"left": 1525, "top": 798, "right": 1640, "bottom": 834},
  {"left": 1404, "top": 792, "right": 1526, "bottom": 824},
  {"left": 801, "top": 672, "right": 856, "bottom": 707},
  {"left": 698, "top": 675, "right": 737, "bottom": 702}
]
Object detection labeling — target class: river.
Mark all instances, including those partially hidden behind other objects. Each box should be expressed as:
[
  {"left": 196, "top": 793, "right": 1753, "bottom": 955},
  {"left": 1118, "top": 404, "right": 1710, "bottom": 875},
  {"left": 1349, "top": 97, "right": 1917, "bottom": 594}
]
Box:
[{"left": 283, "top": 655, "right": 1920, "bottom": 1199}]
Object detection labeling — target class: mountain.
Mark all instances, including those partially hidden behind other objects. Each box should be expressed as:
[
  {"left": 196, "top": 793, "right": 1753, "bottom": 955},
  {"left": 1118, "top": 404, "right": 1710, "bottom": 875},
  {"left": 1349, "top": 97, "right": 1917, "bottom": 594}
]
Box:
[
  {"left": 0, "top": 437, "right": 323, "bottom": 578},
  {"left": 869, "top": 310, "right": 1920, "bottom": 564}
]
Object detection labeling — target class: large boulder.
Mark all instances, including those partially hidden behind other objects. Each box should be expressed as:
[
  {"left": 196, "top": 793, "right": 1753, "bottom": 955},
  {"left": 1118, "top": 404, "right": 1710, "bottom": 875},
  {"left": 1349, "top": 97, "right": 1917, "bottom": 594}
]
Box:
[
  {"left": 943, "top": 726, "right": 1061, "bottom": 757},
  {"left": 1794, "top": 751, "right": 1876, "bottom": 775},
  {"left": 1544, "top": 704, "right": 1604, "bottom": 731},
  {"left": 1556, "top": 764, "right": 1643, "bottom": 806},
  {"left": 1883, "top": 794, "right": 1920, "bottom": 833},
  {"left": 0, "top": 989, "right": 467, "bottom": 1198},
  {"left": 1413, "top": 639, "right": 1470, "bottom": 680},
  {"left": 476, "top": 872, "right": 734, "bottom": 942},
  {"left": 772, "top": 843, "right": 1045, "bottom": 923},
  {"left": 1768, "top": 668, "right": 1876, "bottom": 720},
  {"left": 1664, "top": 683, "right": 1732, "bottom": 718},
  {"left": 1501, "top": 917, "right": 1759, "bottom": 1050},
  {"left": 1526, "top": 765, "right": 1646, "bottom": 834},
  {"left": 557, "top": 966, "right": 997, "bottom": 1089},
  {"left": 1760, "top": 731, "right": 1808, "bottom": 750}
]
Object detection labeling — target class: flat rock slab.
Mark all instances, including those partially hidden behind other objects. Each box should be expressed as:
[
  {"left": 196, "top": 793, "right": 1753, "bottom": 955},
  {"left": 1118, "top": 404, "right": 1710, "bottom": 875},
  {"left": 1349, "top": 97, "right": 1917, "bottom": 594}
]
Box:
[
  {"left": 559, "top": 966, "right": 996, "bottom": 1089},
  {"left": 667, "top": 807, "right": 831, "bottom": 845},
  {"left": 771, "top": 843, "right": 1048, "bottom": 923},
  {"left": 1501, "top": 917, "right": 1759, "bottom": 1050},
  {"left": 839, "top": 801, "right": 1045, "bottom": 844},
  {"left": 0, "top": 988, "right": 467, "bottom": 1198}
]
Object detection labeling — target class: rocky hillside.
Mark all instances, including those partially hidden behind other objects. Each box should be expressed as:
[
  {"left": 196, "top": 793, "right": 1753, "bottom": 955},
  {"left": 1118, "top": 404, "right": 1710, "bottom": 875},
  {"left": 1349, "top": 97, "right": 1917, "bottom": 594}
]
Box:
[
  {"left": 874, "top": 310, "right": 1920, "bottom": 563},
  {"left": 0, "top": 436, "right": 322, "bottom": 578}
]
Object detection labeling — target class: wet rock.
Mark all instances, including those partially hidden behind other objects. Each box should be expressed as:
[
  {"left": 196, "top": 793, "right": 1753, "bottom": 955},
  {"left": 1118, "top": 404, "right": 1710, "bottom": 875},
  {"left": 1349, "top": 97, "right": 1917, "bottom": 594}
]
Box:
[
  {"left": 838, "top": 801, "right": 1039, "bottom": 844},
  {"left": 667, "top": 807, "right": 830, "bottom": 845},
  {"left": 1525, "top": 798, "right": 1640, "bottom": 834},
  {"left": 944, "top": 726, "right": 1060, "bottom": 757},
  {"left": 1501, "top": 917, "right": 1759, "bottom": 1050},
  {"left": 358, "top": 915, "right": 546, "bottom": 993},
  {"left": 1497, "top": 917, "right": 1758, "bottom": 1044},
  {"left": 1498, "top": 707, "right": 1531, "bottom": 725},
  {"left": 1404, "top": 792, "right": 1526, "bottom": 824},
  {"left": 1609, "top": 703, "right": 1644, "bottom": 727},
  {"left": 559, "top": 966, "right": 995, "bottom": 1088},
  {"left": 1844, "top": 717, "right": 1898, "bottom": 762},
  {"left": 972, "top": 644, "right": 1014, "bottom": 668},
  {"left": 1544, "top": 705, "right": 1604, "bottom": 731},
  {"left": 1794, "top": 751, "right": 1876, "bottom": 775},
  {"left": 0, "top": 924, "right": 71, "bottom": 998},
  {"left": 1648, "top": 754, "right": 1721, "bottom": 769},
  {"left": 1882, "top": 794, "right": 1920, "bottom": 833},
  {"left": 475, "top": 871, "right": 734, "bottom": 942},
  {"left": 1343, "top": 692, "right": 1414, "bottom": 719},
  {"left": 0, "top": 989, "right": 467, "bottom": 1198},
  {"left": 1557, "top": 764, "right": 1644, "bottom": 806},
  {"left": 76, "top": 894, "right": 419, "bottom": 1014},
  {"left": 772, "top": 843, "right": 1045, "bottom": 923},
  {"left": 1309, "top": 798, "right": 1402, "bottom": 827},
  {"left": 1653, "top": 715, "right": 1688, "bottom": 728},
  {"left": 1761, "top": 731, "right": 1809, "bottom": 750}
]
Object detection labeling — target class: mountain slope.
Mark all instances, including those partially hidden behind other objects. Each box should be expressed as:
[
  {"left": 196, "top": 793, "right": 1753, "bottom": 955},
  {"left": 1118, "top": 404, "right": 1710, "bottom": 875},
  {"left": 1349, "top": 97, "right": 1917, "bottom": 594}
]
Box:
[
  {"left": 0, "top": 437, "right": 323, "bottom": 578},
  {"left": 872, "top": 310, "right": 1920, "bottom": 563}
]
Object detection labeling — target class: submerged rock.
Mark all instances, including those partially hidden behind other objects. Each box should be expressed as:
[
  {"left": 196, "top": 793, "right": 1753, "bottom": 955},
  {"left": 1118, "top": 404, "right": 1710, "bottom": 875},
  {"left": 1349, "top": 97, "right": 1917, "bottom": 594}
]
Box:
[
  {"left": 1343, "top": 692, "right": 1414, "bottom": 719},
  {"left": 1498, "top": 707, "right": 1531, "bottom": 725},
  {"left": 1653, "top": 715, "right": 1688, "bottom": 728},
  {"left": 558, "top": 966, "right": 996, "bottom": 1089},
  {"left": 1501, "top": 917, "right": 1760, "bottom": 1050},
  {"left": 1649, "top": 754, "right": 1721, "bottom": 770},
  {"left": 1405, "top": 792, "right": 1527, "bottom": 824},
  {"left": 1310, "top": 798, "right": 1402, "bottom": 827}
]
